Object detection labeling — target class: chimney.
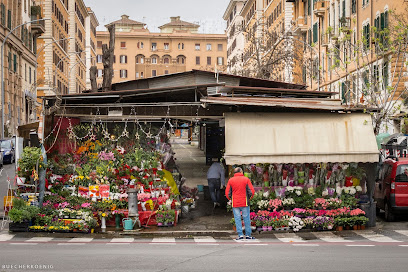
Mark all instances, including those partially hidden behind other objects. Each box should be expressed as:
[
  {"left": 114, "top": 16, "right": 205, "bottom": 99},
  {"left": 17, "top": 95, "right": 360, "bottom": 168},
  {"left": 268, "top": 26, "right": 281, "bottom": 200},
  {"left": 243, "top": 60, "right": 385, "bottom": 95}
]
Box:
[
  {"left": 170, "top": 16, "right": 180, "bottom": 22},
  {"left": 121, "top": 15, "right": 129, "bottom": 20}
]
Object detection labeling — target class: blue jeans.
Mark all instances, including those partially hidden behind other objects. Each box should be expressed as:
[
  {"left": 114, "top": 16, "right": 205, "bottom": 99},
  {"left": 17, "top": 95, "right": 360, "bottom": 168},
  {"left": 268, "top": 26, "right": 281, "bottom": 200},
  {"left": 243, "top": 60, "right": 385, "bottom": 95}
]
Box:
[
  {"left": 232, "top": 206, "right": 251, "bottom": 237},
  {"left": 208, "top": 178, "right": 221, "bottom": 203}
]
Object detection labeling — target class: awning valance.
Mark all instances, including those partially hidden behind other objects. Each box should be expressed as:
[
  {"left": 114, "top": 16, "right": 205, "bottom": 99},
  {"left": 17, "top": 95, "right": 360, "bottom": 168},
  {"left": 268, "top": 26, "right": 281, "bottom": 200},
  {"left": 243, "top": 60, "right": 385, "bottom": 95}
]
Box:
[{"left": 224, "top": 112, "right": 379, "bottom": 165}]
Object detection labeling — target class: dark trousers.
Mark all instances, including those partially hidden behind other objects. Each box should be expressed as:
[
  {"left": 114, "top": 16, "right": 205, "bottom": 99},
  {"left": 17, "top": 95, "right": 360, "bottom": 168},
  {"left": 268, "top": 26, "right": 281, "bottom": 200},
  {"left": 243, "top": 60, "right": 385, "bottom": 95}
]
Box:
[{"left": 208, "top": 178, "right": 221, "bottom": 203}]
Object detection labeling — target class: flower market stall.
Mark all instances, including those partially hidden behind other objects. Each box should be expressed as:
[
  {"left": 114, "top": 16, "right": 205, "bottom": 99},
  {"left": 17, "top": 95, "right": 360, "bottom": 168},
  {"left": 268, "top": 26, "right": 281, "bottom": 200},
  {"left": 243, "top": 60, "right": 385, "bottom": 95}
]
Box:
[
  {"left": 224, "top": 112, "right": 379, "bottom": 232},
  {"left": 7, "top": 116, "right": 197, "bottom": 233}
]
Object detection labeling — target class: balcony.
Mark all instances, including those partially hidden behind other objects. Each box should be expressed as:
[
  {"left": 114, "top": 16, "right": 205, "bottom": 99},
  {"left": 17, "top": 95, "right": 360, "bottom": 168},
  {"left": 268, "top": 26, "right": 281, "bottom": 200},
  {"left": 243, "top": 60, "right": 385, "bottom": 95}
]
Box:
[
  {"left": 321, "top": 33, "right": 330, "bottom": 47},
  {"left": 30, "top": 6, "right": 45, "bottom": 35},
  {"left": 339, "top": 17, "right": 351, "bottom": 33},
  {"left": 291, "top": 17, "right": 309, "bottom": 35},
  {"left": 314, "top": 1, "right": 328, "bottom": 18}
]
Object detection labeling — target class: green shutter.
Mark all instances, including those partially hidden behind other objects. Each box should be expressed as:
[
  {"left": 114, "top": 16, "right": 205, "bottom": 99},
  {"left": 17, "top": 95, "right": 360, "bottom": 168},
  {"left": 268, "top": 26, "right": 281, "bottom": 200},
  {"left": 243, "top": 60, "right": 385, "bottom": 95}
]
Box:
[
  {"left": 313, "top": 23, "right": 318, "bottom": 43},
  {"left": 7, "top": 10, "right": 11, "bottom": 29},
  {"left": 308, "top": 29, "right": 312, "bottom": 45},
  {"left": 342, "top": 1, "right": 346, "bottom": 18},
  {"left": 341, "top": 82, "right": 346, "bottom": 103},
  {"left": 380, "top": 13, "right": 385, "bottom": 30},
  {"left": 1, "top": 4, "right": 5, "bottom": 26},
  {"left": 384, "top": 11, "right": 388, "bottom": 29},
  {"left": 13, "top": 54, "right": 17, "bottom": 72},
  {"left": 8, "top": 52, "right": 11, "bottom": 70},
  {"left": 366, "top": 24, "right": 370, "bottom": 49}
]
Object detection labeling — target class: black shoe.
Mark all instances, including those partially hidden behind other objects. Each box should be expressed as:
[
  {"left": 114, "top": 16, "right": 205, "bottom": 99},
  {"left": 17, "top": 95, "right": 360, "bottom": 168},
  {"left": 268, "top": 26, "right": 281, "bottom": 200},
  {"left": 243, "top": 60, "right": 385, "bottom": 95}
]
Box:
[
  {"left": 245, "top": 236, "right": 256, "bottom": 240},
  {"left": 235, "top": 236, "right": 244, "bottom": 241}
]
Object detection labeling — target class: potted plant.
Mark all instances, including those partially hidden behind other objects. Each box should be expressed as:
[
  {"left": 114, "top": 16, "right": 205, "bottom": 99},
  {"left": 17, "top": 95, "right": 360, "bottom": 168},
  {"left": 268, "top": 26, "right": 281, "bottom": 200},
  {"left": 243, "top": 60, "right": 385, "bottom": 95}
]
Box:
[
  {"left": 8, "top": 198, "right": 39, "bottom": 232},
  {"left": 334, "top": 217, "right": 345, "bottom": 231},
  {"left": 230, "top": 218, "right": 236, "bottom": 231},
  {"left": 17, "top": 147, "right": 46, "bottom": 180}
]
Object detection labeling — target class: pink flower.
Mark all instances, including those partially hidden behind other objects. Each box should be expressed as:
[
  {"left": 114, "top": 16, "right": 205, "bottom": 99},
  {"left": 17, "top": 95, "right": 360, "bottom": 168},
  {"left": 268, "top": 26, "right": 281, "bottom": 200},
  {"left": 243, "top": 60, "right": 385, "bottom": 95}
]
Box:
[
  {"left": 350, "top": 208, "right": 365, "bottom": 216},
  {"left": 81, "top": 203, "right": 91, "bottom": 208}
]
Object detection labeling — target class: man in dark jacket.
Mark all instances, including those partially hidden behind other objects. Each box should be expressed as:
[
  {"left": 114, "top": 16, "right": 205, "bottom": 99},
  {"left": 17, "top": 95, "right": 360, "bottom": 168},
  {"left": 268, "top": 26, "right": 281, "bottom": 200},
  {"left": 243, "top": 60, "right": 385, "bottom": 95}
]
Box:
[{"left": 225, "top": 167, "right": 255, "bottom": 240}]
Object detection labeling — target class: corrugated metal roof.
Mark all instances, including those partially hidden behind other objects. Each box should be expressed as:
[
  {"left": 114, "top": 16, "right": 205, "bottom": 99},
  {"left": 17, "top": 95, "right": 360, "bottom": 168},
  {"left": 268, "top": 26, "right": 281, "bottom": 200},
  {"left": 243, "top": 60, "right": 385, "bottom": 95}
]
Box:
[
  {"left": 224, "top": 112, "right": 379, "bottom": 164},
  {"left": 220, "top": 85, "right": 337, "bottom": 97},
  {"left": 201, "top": 96, "right": 346, "bottom": 111}
]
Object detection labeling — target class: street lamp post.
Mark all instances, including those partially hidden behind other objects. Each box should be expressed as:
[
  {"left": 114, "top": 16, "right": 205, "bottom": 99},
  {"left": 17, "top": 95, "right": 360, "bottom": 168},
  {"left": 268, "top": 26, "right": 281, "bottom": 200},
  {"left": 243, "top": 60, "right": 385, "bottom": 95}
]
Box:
[{"left": 1, "top": 18, "right": 50, "bottom": 139}]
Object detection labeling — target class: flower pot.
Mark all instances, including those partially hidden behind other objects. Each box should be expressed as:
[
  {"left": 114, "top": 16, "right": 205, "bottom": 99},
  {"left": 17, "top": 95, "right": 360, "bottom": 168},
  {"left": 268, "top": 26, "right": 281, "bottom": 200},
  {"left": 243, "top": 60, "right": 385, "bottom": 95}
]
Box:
[
  {"left": 345, "top": 226, "right": 350, "bottom": 230},
  {"left": 233, "top": 225, "right": 237, "bottom": 231},
  {"left": 157, "top": 222, "right": 163, "bottom": 226},
  {"left": 353, "top": 225, "right": 358, "bottom": 230},
  {"left": 336, "top": 226, "right": 343, "bottom": 231},
  {"left": 115, "top": 214, "right": 121, "bottom": 229},
  {"left": 357, "top": 225, "right": 361, "bottom": 230},
  {"left": 267, "top": 226, "right": 273, "bottom": 231},
  {"left": 9, "top": 222, "right": 30, "bottom": 232},
  {"left": 262, "top": 226, "right": 268, "bottom": 231},
  {"left": 360, "top": 225, "right": 366, "bottom": 230}
]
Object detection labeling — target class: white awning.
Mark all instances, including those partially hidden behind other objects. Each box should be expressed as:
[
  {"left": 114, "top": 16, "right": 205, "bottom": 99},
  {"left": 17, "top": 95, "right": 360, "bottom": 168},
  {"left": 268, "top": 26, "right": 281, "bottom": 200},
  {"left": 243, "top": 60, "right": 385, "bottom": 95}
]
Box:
[{"left": 224, "top": 112, "right": 379, "bottom": 165}]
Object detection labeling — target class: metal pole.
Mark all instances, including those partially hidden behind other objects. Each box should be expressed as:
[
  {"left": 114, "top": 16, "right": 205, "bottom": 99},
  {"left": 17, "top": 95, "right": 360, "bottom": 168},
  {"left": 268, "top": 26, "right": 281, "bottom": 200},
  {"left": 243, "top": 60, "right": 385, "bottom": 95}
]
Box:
[{"left": 1, "top": 18, "right": 50, "bottom": 139}]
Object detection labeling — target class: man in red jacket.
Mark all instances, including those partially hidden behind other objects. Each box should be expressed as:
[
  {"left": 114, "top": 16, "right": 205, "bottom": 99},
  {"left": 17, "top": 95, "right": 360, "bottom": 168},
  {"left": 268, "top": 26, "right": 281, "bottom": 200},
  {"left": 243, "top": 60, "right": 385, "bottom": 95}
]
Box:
[{"left": 225, "top": 167, "right": 256, "bottom": 240}]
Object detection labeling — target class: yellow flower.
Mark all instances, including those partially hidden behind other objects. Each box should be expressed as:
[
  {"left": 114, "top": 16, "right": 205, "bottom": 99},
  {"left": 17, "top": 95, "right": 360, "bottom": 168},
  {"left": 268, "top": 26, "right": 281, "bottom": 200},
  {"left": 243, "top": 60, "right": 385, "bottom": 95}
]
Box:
[
  {"left": 79, "top": 176, "right": 84, "bottom": 180},
  {"left": 102, "top": 213, "right": 106, "bottom": 217}
]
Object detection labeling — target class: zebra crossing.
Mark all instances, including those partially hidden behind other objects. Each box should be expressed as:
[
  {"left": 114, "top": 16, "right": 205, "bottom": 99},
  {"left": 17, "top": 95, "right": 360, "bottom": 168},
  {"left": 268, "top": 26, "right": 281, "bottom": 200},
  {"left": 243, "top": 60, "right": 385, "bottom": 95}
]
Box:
[{"left": 1, "top": 230, "right": 408, "bottom": 246}]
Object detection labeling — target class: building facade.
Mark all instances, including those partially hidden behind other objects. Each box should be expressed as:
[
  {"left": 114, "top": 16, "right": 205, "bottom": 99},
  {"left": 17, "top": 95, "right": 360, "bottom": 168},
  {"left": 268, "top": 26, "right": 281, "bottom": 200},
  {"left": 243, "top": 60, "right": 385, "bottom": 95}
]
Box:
[
  {"left": 0, "top": 0, "right": 44, "bottom": 137},
  {"left": 96, "top": 15, "right": 227, "bottom": 85},
  {"left": 224, "top": 0, "right": 300, "bottom": 83},
  {"left": 36, "top": 0, "right": 98, "bottom": 97}
]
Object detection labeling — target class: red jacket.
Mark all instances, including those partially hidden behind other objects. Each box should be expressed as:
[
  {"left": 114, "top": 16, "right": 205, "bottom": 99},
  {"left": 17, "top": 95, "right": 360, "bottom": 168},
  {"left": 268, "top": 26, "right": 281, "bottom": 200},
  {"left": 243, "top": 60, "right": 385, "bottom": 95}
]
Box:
[{"left": 225, "top": 173, "right": 255, "bottom": 208}]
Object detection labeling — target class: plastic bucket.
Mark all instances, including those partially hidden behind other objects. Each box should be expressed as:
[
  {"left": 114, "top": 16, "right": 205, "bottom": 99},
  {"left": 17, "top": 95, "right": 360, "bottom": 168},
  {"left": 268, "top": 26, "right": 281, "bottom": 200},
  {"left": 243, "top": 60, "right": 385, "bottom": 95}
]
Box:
[{"left": 197, "top": 185, "right": 204, "bottom": 192}]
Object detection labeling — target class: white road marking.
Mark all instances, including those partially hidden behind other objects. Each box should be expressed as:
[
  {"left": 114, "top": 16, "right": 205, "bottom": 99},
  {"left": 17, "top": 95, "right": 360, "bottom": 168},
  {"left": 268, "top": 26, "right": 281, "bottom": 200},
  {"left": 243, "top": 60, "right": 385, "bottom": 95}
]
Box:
[
  {"left": 353, "top": 230, "right": 401, "bottom": 242},
  {"left": 292, "top": 244, "right": 319, "bottom": 247},
  {"left": 26, "top": 237, "right": 54, "bottom": 242},
  {"left": 107, "top": 243, "right": 131, "bottom": 245},
  {"left": 312, "top": 232, "right": 350, "bottom": 242},
  {"left": 346, "top": 245, "right": 375, "bottom": 247},
  {"left": 151, "top": 237, "right": 176, "bottom": 243},
  {"left": 68, "top": 238, "right": 93, "bottom": 243},
  {"left": 0, "top": 234, "right": 15, "bottom": 241},
  {"left": 394, "top": 230, "right": 408, "bottom": 237},
  {"left": 194, "top": 236, "right": 217, "bottom": 243},
  {"left": 398, "top": 245, "right": 408, "bottom": 247},
  {"left": 10, "top": 243, "right": 38, "bottom": 245},
  {"left": 58, "top": 243, "right": 86, "bottom": 246},
  {"left": 244, "top": 244, "right": 267, "bottom": 246},
  {"left": 196, "top": 243, "right": 219, "bottom": 246},
  {"left": 274, "top": 233, "right": 305, "bottom": 243},
  {"left": 110, "top": 238, "right": 134, "bottom": 243}
]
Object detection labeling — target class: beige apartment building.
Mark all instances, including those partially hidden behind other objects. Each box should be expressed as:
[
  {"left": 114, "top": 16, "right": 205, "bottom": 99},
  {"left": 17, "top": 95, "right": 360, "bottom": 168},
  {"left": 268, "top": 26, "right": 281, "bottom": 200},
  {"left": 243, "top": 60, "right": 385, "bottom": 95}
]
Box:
[
  {"left": 0, "top": 0, "right": 44, "bottom": 137},
  {"left": 36, "top": 0, "right": 98, "bottom": 97},
  {"left": 96, "top": 15, "right": 227, "bottom": 84}
]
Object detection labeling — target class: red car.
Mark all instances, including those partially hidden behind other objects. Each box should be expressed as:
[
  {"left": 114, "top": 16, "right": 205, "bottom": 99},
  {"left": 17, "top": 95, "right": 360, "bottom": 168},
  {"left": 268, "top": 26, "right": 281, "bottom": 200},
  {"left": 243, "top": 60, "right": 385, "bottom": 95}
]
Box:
[{"left": 375, "top": 156, "right": 408, "bottom": 221}]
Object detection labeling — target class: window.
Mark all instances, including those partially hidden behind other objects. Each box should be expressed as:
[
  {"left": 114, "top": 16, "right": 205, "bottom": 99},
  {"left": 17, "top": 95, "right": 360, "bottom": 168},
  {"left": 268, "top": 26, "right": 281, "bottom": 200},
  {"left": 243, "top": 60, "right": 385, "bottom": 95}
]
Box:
[
  {"left": 207, "top": 57, "right": 211, "bottom": 65},
  {"left": 121, "top": 42, "right": 126, "bottom": 48},
  {"left": 164, "top": 57, "right": 170, "bottom": 64},
  {"left": 13, "top": 54, "right": 17, "bottom": 72},
  {"left": 164, "top": 70, "right": 169, "bottom": 75},
  {"left": 218, "top": 44, "right": 223, "bottom": 51},
  {"left": 363, "top": 23, "right": 370, "bottom": 50},
  {"left": 97, "top": 69, "right": 103, "bottom": 78},
  {"left": 196, "top": 56, "right": 200, "bottom": 65},
  {"left": 351, "top": 0, "right": 357, "bottom": 14},
  {"left": 164, "top": 43, "right": 169, "bottom": 50},
  {"left": 152, "top": 70, "right": 157, "bottom": 77},
  {"left": 136, "top": 72, "right": 139, "bottom": 78},
  {"left": 137, "top": 42, "right": 144, "bottom": 49},
  {"left": 195, "top": 44, "right": 200, "bottom": 50},
  {"left": 383, "top": 61, "right": 389, "bottom": 89},
  {"left": 120, "top": 69, "right": 128, "bottom": 78},
  {"left": 206, "top": 44, "right": 212, "bottom": 51},
  {"left": 136, "top": 55, "right": 144, "bottom": 64},
  {"left": 97, "top": 41, "right": 102, "bottom": 48},
  {"left": 151, "top": 42, "right": 157, "bottom": 51},
  {"left": 178, "top": 43, "right": 184, "bottom": 50},
  {"left": 29, "top": 67, "right": 32, "bottom": 84},
  {"left": 177, "top": 56, "right": 185, "bottom": 64},
  {"left": 120, "top": 55, "right": 128, "bottom": 64},
  {"left": 151, "top": 56, "right": 157, "bottom": 64},
  {"left": 141, "top": 72, "right": 144, "bottom": 78},
  {"left": 217, "top": 57, "right": 224, "bottom": 66},
  {"left": 97, "top": 55, "right": 102, "bottom": 63}
]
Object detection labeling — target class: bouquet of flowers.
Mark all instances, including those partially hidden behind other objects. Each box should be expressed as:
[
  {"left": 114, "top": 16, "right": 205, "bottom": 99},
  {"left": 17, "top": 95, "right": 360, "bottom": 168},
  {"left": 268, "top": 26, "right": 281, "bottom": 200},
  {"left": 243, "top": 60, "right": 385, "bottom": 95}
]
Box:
[
  {"left": 268, "top": 199, "right": 282, "bottom": 211},
  {"left": 313, "top": 216, "right": 334, "bottom": 230}
]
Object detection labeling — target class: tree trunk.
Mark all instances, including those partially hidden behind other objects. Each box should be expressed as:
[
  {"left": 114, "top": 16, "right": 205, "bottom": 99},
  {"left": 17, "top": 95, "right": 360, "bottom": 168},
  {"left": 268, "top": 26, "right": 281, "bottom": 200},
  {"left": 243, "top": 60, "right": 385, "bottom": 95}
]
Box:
[
  {"left": 102, "top": 25, "right": 115, "bottom": 91},
  {"left": 89, "top": 66, "right": 98, "bottom": 92}
]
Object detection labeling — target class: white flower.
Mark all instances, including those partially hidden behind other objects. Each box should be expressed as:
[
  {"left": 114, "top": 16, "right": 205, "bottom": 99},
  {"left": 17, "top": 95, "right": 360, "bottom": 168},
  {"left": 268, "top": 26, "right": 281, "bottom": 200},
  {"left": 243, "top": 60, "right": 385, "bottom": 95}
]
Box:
[
  {"left": 295, "top": 190, "right": 301, "bottom": 196},
  {"left": 286, "top": 186, "right": 294, "bottom": 192},
  {"left": 356, "top": 186, "right": 362, "bottom": 192},
  {"left": 343, "top": 187, "right": 350, "bottom": 194},
  {"left": 263, "top": 191, "right": 270, "bottom": 198},
  {"left": 322, "top": 189, "right": 328, "bottom": 197},
  {"left": 349, "top": 187, "right": 357, "bottom": 195},
  {"left": 336, "top": 187, "right": 343, "bottom": 195}
]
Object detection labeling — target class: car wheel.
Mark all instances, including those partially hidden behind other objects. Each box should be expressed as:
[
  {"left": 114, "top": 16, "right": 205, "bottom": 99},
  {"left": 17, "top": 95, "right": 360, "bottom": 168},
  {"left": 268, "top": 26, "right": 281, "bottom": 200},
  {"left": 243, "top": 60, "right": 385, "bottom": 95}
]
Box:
[{"left": 384, "top": 202, "right": 395, "bottom": 222}]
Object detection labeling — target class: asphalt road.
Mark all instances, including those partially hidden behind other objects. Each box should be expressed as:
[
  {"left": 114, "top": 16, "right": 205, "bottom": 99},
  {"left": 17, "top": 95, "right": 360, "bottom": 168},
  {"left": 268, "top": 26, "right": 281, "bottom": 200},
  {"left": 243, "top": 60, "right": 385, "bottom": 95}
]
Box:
[
  {"left": 0, "top": 163, "right": 15, "bottom": 216},
  {"left": 0, "top": 240, "right": 408, "bottom": 272}
]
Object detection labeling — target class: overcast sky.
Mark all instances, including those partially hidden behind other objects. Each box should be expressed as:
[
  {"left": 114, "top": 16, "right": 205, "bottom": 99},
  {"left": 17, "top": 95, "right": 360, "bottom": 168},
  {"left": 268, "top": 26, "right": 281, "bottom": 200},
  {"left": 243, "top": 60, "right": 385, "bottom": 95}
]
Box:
[{"left": 84, "top": 0, "right": 231, "bottom": 34}]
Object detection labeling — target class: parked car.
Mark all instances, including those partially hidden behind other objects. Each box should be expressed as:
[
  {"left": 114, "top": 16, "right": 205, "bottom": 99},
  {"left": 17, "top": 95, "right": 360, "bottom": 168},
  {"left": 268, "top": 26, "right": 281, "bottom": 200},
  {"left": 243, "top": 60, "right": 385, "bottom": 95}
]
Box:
[
  {"left": 0, "top": 138, "right": 15, "bottom": 164},
  {"left": 0, "top": 150, "right": 3, "bottom": 168},
  {"left": 375, "top": 156, "right": 408, "bottom": 221}
]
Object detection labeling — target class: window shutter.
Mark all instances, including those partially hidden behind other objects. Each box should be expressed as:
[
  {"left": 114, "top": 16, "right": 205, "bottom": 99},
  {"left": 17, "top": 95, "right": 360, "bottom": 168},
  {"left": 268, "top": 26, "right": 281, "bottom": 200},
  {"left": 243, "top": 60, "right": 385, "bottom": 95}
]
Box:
[
  {"left": 7, "top": 9, "right": 11, "bottom": 29},
  {"left": 313, "top": 23, "right": 318, "bottom": 43},
  {"left": 384, "top": 11, "right": 388, "bottom": 29},
  {"left": 342, "top": 0, "right": 345, "bottom": 18},
  {"left": 380, "top": 13, "right": 385, "bottom": 30},
  {"left": 383, "top": 61, "right": 388, "bottom": 89},
  {"left": 341, "top": 82, "right": 346, "bottom": 103}
]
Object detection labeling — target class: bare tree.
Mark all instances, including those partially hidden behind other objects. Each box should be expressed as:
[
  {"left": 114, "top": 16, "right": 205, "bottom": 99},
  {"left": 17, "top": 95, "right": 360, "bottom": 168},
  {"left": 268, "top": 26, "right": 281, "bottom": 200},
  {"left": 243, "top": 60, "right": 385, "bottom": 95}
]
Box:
[
  {"left": 326, "top": 6, "right": 408, "bottom": 134},
  {"left": 89, "top": 66, "right": 98, "bottom": 92}
]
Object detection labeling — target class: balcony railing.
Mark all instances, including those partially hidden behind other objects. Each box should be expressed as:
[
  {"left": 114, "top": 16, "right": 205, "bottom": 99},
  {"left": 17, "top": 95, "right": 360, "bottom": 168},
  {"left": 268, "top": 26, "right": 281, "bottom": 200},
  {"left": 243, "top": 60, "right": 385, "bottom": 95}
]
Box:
[
  {"left": 314, "top": 1, "right": 328, "bottom": 17},
  {"left": 339, "top": 17, "right": 351, "bottom": 32}
]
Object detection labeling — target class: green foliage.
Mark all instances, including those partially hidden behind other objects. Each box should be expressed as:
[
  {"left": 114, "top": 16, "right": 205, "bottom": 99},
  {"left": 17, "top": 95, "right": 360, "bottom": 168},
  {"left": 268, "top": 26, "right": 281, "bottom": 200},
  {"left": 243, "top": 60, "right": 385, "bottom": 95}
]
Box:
[
  {"left": 8, "top": 200, "right": 39, "bottom": 223},
  {"left": 17, "top": 147, "right": 46, "bottom": 179}
]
